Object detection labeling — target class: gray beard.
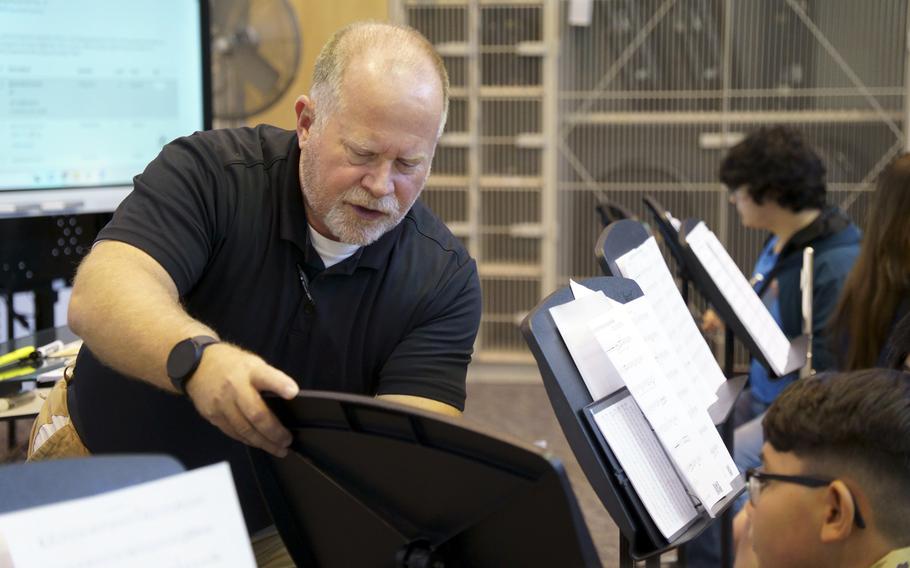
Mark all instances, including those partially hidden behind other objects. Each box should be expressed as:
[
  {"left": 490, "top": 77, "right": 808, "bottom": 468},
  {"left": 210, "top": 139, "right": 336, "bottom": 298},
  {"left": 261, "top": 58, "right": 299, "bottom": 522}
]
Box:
[
  {"left": 300, "top": 154, "right": 413, "bottom": 246},
  {"left": 319, "top": 188, "right": 404, "bottom": 246}
]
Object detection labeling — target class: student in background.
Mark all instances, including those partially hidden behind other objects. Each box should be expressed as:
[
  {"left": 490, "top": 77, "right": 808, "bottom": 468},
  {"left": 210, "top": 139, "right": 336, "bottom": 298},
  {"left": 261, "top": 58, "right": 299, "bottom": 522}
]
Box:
[
  {"left": 829, "top": 153, "right": 910, "bottom": 371},
  {"left": 735, "top": 369, "right": 910, "bottom": 568},
  {"left": 728, "top": 156, "right": 910, "bottom": 560},
  {"left": 693, "top": 126, "right": 862, "bottom": 565},
  {"left": 712, "top": 126, "right": 861, "bottom": 426}
]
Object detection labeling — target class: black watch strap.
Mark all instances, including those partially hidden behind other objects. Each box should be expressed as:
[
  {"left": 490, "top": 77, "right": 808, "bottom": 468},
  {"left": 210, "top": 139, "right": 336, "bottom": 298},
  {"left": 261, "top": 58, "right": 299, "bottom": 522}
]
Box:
[{"left": 167, "top": 335, "right": 219, "bottom": 394}]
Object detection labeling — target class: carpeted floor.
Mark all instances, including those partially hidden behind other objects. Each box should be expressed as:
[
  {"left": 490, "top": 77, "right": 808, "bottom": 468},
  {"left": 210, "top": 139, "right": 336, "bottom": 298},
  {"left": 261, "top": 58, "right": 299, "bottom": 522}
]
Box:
[{"left": 462, "top": 381, "right": 621, "bottom": 566}]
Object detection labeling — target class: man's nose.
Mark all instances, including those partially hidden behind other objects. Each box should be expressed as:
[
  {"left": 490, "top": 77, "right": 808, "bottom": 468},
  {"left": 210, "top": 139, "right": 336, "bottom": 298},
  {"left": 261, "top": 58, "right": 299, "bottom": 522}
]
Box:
[{"left": 363, "top": 161, "right": 394, "bottom": 198}]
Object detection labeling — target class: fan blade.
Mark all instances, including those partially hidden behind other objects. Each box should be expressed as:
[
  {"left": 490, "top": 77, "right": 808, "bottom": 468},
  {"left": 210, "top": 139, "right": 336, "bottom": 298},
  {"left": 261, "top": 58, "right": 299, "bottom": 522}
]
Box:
[
  {"left": 211, "top": 0, "right": 251, "bottom": 35},
  {"left": 233, "top": 42, "right": 280, "bottom": 95},
  {"left": 249, "top": 0, "right": 299, "bottom": 43}
]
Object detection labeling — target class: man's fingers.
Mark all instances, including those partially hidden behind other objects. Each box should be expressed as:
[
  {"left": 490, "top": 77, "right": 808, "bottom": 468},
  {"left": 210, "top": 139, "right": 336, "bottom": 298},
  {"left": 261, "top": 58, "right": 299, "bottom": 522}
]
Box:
[
  {"left": 249, "top": 365, "right": 299, "bottom": 400},
  {"left": 217, "top": 404, "right": 289, "bottom": 457},
  {"left": 236, "top": 386, "right": 293, "bottom": 449}
]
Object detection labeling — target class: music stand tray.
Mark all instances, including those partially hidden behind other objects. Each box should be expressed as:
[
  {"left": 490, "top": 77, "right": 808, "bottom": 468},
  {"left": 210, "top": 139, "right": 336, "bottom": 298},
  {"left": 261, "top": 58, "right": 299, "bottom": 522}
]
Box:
[{"left": 250, "top": 391, "right": 600, "bottom": 568}]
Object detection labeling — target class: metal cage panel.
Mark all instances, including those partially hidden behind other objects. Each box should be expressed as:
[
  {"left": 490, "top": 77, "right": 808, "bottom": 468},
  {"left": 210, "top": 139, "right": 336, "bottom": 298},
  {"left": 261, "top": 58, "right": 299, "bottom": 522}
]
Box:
[{"left": 399, "top": 0, "right": 908, "bottom": 363}]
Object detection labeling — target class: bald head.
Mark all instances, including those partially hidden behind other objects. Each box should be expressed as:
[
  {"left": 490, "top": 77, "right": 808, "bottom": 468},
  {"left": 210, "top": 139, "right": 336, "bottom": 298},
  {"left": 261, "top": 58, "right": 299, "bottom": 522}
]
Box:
[{"left": 310, "top": 22, "right": 449, "bottom": 137}]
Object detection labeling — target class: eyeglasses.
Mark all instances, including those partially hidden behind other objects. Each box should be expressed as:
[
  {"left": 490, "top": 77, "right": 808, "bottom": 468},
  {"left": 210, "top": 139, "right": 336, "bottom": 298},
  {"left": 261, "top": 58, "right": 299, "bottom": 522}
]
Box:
[{"left": 745, "top": 468, "right": 866, "bottom": 529}]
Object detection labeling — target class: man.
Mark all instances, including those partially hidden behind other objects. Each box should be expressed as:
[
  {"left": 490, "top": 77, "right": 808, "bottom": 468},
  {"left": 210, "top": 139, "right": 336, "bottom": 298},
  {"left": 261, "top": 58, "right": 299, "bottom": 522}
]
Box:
[
  {"left": 28, "top": 20, "right": 482, "bottom": 547},
  {"left": 692, "top": 126, "right": 862, "bottom": 565},
  {"left": 736, "top": 369, "right": 910, "bottom": 567}
]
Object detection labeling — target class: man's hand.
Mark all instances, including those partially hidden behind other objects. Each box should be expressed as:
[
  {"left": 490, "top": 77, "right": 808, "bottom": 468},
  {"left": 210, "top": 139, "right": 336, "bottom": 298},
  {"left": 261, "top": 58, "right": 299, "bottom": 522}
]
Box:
[
  {"left": 701, "top": 308, "right": 725, "bottom": 335},
  {"left": 185, "top": 343, "right": 299, "bottom": 457}
]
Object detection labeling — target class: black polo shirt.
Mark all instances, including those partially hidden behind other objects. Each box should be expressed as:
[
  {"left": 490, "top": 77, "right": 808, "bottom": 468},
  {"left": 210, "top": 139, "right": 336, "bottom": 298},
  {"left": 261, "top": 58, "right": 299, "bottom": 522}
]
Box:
[{"left": 68, "top": 125, "right": 482, "bottom": 533}]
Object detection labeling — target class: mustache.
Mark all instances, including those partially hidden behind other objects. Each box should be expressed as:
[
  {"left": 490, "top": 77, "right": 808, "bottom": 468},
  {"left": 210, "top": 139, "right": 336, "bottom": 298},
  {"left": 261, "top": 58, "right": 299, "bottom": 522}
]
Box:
[{"left": 342, "top": 188, "right": 400, "bottom": 215}]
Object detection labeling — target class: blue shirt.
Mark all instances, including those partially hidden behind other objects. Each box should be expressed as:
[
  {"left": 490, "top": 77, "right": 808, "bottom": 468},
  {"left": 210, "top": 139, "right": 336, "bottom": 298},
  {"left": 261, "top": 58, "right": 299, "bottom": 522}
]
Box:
[{"left": 748, "top": 237, "right": 798, "bottom": 403}]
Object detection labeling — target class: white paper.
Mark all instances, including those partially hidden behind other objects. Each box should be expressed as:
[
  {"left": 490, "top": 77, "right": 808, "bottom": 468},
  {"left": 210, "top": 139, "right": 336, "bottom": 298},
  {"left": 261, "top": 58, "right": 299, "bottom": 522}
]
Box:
[
  {"left": 588, "top": 297, "right": 735, "bottom": 511},
  {"left": 685, "top": 223, "right": 792, "bottom": 375},
  {"left": 550, "top": 292, "right": 626, "bottom": 400},
  {"left": 621, "top": 296, "right": 739, "bottom": 485},
  {"left": 37, "top": 366, "right": 67, "bottom": 384},
  {"left": 614, "top": 236, "right": 725, "bottom": 404},
  {"left": 0, "top": 462, "right": 255, "bottom": 568},
  {"left": 623, "top": 297, "right": 713, "bottom": 420},
  {"left": 569, "top": 279, "right": 598, "bottom": 299},
  {"left": 593, "top": 396, "right": 698, "bottom": 538}
]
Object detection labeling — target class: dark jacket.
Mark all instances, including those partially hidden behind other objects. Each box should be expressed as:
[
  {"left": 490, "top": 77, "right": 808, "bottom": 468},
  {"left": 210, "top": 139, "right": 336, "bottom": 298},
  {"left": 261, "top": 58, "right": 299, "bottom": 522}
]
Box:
[{"left": 756, "top": 207, "right": 861, "bottom": 372}]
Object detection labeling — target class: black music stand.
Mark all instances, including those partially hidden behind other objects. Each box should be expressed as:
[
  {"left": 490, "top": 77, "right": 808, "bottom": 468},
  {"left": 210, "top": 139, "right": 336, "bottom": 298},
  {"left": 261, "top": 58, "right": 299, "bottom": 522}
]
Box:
[
  {"left": 642, "top": 195, "right": 692, "bottom": 304},
  {"left": 520, "top": 277, "right": 745, "bottom": 567},
  {"left": 250, "top": 391, "right": 600, "bottom": 568},
  {"left": 595, "top": 197, "right": 638, "bottom": 228},
  {"left": 595, "top": 220, "right": 747, "bottom": 567},
  {"left": 677, "top": 218, "right": 808, "bottom": 378}
]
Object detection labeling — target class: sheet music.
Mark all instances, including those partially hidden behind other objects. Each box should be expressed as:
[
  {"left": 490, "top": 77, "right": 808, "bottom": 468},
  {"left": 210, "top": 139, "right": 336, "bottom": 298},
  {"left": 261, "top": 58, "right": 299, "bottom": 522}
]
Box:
[
  {"left": 614, "top": 236, "right": 726, "bottom": 404},
  {"left": 550, "top": 290, "right": 626, "bottom": 400},
  {"left": 685, "top": 222, "right": 792, "bottom": 375},
  {"left": 623, "top": 296, "right": 707, "bottom": 420},
  {"left": 0, "top": 462, "right": 255, "bottom": 568},
  {"left": 606, "top": 296, "right": 738, "bottom": 484},
  {"left": 569, "top": 279, "right": 598, "bottom": 299},
  {"left": 589, "top": 296, "right": 735, "bottom": 511},
  {"left": 592, "top": 395, "right": 698, "bottom": 538}
]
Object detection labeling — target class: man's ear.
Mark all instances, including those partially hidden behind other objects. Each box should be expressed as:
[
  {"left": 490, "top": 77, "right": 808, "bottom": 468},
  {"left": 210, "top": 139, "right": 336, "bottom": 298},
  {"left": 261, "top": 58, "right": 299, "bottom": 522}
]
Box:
[
  {"left": 819, "top": 481, "right": 857, "bottom": 543},
  {"left": 294, "top": 95, "right": 315, "bottom": 147}
]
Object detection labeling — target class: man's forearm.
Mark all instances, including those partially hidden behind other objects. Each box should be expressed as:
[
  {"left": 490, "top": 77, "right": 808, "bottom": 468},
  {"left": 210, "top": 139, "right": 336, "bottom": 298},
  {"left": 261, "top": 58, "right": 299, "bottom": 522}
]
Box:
[{"left": 68, "top": 241, "right": 216, "bottom": 392}]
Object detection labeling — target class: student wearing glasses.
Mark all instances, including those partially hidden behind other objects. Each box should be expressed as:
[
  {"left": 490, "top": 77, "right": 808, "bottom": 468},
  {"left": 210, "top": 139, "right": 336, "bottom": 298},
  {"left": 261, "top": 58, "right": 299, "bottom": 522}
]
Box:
[{"left": 734, "top": 369, "right": 910, "bottom": 568}]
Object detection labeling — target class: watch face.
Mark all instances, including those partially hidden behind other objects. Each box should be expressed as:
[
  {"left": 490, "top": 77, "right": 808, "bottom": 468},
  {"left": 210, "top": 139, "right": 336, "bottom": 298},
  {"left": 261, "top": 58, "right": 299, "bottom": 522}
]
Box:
[{"left": 167, "top": 338, "right": 199, "bottom": 381}]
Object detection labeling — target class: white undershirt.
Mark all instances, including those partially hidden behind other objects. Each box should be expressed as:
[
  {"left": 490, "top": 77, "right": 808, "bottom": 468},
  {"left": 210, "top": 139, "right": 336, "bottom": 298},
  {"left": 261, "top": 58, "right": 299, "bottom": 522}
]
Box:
[{"left": 307, "top": 224, "right": 360, "bottom": 268}]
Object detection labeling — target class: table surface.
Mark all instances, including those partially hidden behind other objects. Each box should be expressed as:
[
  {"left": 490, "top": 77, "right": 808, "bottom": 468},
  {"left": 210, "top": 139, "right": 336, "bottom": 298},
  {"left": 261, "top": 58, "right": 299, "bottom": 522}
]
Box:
[
  {"left": 0, "top": 387, "right": 51, "bottom": 421},
  {"left": 0, "top": 326, "right": 79, "bottom": 355},
  {"left": 0, "top": 327, "right": 78, "bottom": 422}
]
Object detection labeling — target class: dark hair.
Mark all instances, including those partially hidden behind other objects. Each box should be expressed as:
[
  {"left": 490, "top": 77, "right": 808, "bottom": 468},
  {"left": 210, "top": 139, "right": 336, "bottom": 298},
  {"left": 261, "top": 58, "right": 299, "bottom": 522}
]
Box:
[
  {"left": 719, "top": 126, "right": 827, "bottom": 211},
  {"left": 829, "top": 153, "right": 910, "bottom": 370},
  {"left": 884, "top": 311, "right": 910, "bottom": 370},
  {"left": 763, "top": 370, "right": 910, "bottom": 544}
]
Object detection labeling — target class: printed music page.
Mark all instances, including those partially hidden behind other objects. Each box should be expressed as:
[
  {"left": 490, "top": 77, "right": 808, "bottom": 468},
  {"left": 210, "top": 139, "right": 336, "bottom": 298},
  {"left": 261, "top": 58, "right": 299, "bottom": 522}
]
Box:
[
  {"left": 623, "top": 297, "right": 739, "bottom": 485},
  {"left": 0, "top": 462, "right": 255, "bottom": 568},
  {"left": 685, "top": 222, "right": 792, "bottom": 375},
  {"left": 614, "top": 236, "right": 725, "bottom": 404},
  {"left": 592, "top": 395, "right": 699, "bottom": 539},
  {"left": 588, "top": 297, "right": 735, "bottom": 511}
]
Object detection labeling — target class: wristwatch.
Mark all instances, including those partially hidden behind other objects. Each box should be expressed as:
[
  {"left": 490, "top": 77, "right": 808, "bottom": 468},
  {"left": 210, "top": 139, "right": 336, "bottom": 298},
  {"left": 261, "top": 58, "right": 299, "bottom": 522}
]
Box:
[{"left": 166, "top": 336, "right": 219, "bottom": 394}]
